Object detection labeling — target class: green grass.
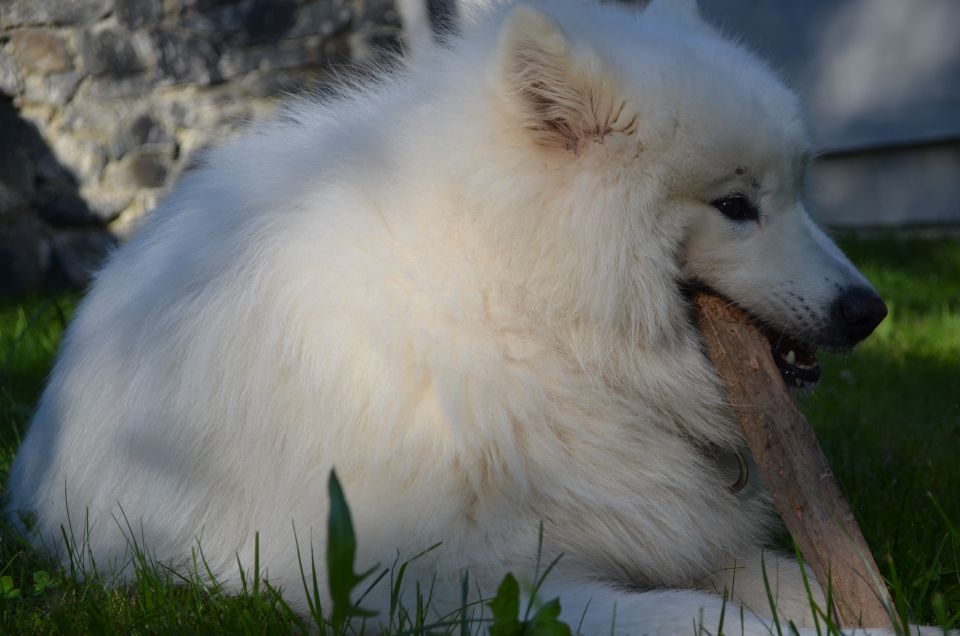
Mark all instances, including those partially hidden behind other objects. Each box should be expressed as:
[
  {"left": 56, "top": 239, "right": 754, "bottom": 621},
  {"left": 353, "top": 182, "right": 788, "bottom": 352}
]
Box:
[
  {"left": 0, "top": 296, "right": 73, "bottom": 468},
  {"left": 800, "top": 234, "right": 960, "bottom": 625},
  {"left": 0, "top": 234, "right": 958, "bottom": 633}
]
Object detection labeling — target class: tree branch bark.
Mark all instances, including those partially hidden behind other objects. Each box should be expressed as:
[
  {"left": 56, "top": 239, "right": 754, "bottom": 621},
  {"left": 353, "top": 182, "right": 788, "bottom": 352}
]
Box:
[{"left": 692, "top": 290, "right": 892, "bottom": 628}]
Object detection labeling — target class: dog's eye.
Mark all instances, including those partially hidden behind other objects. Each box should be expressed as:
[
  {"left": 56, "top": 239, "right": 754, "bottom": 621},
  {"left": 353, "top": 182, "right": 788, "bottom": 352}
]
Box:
[{"left": 711, "top": 195, "right": 759, "bottom": 223}]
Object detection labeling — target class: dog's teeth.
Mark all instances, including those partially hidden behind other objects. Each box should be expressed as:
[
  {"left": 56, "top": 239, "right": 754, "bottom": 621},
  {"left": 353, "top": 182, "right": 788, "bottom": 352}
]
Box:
[{"left": 785, "top": 350, "right": 796, "bottom": 365}]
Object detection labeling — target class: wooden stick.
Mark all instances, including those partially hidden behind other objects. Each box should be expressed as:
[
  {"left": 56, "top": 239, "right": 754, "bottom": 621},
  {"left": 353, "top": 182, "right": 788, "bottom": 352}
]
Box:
[{"left": 691, "top": 291, "right": 892, "bottom": 628}]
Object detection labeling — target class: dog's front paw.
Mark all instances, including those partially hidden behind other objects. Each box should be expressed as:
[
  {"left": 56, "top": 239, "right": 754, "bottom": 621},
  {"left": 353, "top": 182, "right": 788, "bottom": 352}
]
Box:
[
  {"left": 840, "top": 626, "right": 956, "bottom": 636},
  {"left": 893, "top": 626, "right": 958, "bottom": 636}
]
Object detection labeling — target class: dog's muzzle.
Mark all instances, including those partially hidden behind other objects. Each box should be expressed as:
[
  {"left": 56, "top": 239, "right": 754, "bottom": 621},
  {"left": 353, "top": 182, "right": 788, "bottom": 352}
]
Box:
[{"left": 767, "top": 286, "right": 887, "bottom": 389}]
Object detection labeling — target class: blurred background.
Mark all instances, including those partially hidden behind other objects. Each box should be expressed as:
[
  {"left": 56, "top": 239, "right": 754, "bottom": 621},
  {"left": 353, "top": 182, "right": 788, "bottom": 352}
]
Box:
[{"left": 697, "top": 0, "right": 960, "bottom": 228}]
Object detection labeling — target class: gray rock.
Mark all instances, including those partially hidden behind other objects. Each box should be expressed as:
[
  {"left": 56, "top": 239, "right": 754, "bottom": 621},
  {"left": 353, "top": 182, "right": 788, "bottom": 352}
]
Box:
[
  {"left": 243, "top": 0, "right": 298, "bottom": 44},
  {"left": 0, "top": 215, "right": 52, "bottom": 295},
  {"left": 167, "top": 100, "right": 192, "bottom": 128},
  {"left": 128, "top": 151, "right": 170, "bottom": 188},
  {"left": 15, "top": 103, "right": 55, "bottom": 128},
  {"left": 362, "top": 0, "right": 402, "bottom": 28},
  {"left": 81, "top": 27, "right": 148, "bottom": 75},
  {"left": 60, "top": 97, "right": 138, "bottom": 133},
  {"left": 217, "top": 48, "right": 260, "bottom": 79},
  {"left": 289, "top": 0, "right": 353, "bottom": 39},
  {"left": 22, "top": 71, "right": 82, "bottom": 106},
  {"left": 0, "top": 51, "right": 24, "bottom": 96},
  {"left": 0, "top": 0, "right": 111, "bottom": 27},
  {"left": 49, "top": 134, "right": 107, "bottom": 184},
  {"left": 222, "top": 34, "right": 353, "bottom": 82},
  {"left": 79, "top": 73, "right": 153, "bottom": 100},
  {"left": 115, "top": 0, "right": 164, "bottom": 30},
  {"left": 220, "top": 42, "right": 322, "bottom": 79},
  {"left": 241, "top": 68, "right": 316, "bottom": 98},
  {"left": 110, "top": 112, "right": 173, "bottom": 158},
  {"left": 106, "top": 149, "right": 172, "bottom": 191},
  {"left": 81, "top": 186, "right": 133, "bottom": 222},
  {"left": 163, "top": 88, "right": 259, "bottom": 131},
  {"left": 152, "top": 30, "right": 220, "bottom": 85},
  {"left": 46, "top": 71, "right": 82, "bottom": 105},
  {"left": 181, "top": 0, "right": 242, "bottom": 10},
  {"left": 181, "top": 0, "right": 252, "bottom": 36},
  {"left": 0, "top": 0, "right": 411, "bottom": 295},
  {"left": 9, "top": 29, "right": 72, "bottom": 73},
  {"left": 50, "top": 228, "right": 116, "bottom": 288}
]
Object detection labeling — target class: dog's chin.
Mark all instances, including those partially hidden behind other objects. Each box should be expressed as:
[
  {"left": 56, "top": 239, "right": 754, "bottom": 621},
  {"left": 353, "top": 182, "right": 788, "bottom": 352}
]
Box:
[{"left": 761, "top": 327, "right": 821, "bottom": 391}]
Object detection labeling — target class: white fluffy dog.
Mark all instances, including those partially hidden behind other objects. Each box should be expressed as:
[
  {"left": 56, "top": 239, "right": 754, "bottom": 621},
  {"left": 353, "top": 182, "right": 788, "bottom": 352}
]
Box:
[{"left": 8, "top": 0, "right": 898, "bottom": 633}]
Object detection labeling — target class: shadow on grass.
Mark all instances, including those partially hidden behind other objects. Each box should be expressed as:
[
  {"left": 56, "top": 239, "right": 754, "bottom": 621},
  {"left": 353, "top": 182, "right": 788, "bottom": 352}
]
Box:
[{"left": 0, "top": 296, "right": 77, "bottom": 456}]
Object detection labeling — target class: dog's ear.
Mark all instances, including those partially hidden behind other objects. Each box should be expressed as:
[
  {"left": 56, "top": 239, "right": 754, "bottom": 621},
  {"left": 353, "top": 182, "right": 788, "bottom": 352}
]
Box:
[{"left": 498, "top": 6, "right": 632, "bottom": 153}]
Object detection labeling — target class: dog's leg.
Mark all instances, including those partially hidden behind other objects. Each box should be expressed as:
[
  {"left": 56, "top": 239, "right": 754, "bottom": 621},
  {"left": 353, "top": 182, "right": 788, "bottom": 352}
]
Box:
[
  {"left": 544, "top": 580, "right": 772, "bottom": 635},
  {"left": 537, "top": 579, "right": 905, "bottom": 636},
  {"left": 700, "top": 551, "right": 828, "bottom": 628},
  {"left": 700, "top": 552, "right": 954, "bottom": 636}
]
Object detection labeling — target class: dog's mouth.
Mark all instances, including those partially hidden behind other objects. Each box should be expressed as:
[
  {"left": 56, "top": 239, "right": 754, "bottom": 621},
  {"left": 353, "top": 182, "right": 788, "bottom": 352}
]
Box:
[
  {"left": 763, "top": 329, "right": 821, "bottom": 389},
  {"left": 684, "top": 282, "right": 821, "bottom": 389}
]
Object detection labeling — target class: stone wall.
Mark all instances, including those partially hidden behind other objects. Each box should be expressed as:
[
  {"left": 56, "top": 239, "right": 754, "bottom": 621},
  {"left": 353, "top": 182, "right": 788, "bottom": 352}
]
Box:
[{"left": 0, "top": 0, "right": 402, "bottom": 295}]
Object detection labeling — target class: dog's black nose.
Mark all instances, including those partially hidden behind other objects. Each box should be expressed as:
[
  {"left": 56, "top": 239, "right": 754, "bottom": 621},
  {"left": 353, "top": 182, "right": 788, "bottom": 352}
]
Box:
[{"left": 832, "top": 286, "right": 887, "bottom": 344}]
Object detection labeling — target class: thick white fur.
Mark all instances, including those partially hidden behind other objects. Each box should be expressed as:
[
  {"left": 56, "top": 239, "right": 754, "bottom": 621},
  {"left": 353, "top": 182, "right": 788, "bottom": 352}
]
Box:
[{"left": 7, "top": 1, "right": 907, "bottom": 633}]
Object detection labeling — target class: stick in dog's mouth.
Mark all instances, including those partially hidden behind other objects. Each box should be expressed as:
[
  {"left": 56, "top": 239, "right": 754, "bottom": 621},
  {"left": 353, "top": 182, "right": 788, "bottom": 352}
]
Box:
[{"left": 683, "top": 283, "right": 821, "bottom": 389}]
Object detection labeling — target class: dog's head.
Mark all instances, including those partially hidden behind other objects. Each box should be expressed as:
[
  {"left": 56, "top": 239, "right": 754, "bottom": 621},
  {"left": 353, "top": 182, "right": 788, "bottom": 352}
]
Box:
[{"left": 485, "top": 0, "right": 886, "bottom": 384}]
